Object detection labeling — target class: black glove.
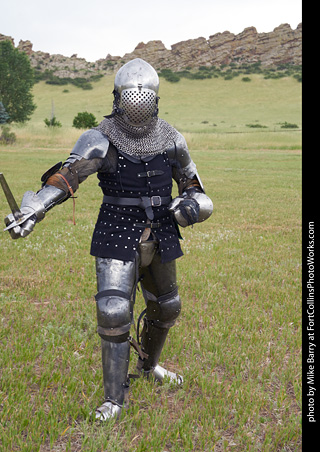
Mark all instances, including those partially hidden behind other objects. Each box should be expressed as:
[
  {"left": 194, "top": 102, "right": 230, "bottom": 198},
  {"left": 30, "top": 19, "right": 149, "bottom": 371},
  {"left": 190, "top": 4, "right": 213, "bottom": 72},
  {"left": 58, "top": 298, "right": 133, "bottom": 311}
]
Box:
[{"left": 168, "top": 197, "right": 200, "bottom": 227}]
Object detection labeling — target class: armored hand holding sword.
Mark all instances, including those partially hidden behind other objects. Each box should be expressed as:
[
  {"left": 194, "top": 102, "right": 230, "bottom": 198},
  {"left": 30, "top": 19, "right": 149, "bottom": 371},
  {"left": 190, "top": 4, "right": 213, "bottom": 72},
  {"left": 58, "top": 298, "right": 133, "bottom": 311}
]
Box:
[{"left": 3, "top": 59, "right": 213, "bottom": 420}]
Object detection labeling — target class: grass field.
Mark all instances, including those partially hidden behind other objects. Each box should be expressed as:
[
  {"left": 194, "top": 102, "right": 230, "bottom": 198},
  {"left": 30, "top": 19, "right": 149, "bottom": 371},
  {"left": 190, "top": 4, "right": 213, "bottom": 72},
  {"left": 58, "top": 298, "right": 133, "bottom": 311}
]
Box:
[{"left": 0, "top": 74, "right": 302, "bottom": 451}]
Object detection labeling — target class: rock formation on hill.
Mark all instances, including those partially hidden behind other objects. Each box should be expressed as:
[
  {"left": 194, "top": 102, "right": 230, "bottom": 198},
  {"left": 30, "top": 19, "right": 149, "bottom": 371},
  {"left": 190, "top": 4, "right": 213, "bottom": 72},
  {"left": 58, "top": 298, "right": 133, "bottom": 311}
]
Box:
[{"left": 0, "top": 23, "right": 302, "bottom": 79}]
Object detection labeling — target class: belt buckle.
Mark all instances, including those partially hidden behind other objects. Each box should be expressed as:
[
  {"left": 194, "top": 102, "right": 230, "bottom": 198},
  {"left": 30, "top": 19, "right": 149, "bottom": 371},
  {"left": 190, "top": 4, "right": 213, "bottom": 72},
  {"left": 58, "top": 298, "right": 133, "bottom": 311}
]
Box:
[{"left": 151, "top": 196, "right": 161, "bottom": 207}]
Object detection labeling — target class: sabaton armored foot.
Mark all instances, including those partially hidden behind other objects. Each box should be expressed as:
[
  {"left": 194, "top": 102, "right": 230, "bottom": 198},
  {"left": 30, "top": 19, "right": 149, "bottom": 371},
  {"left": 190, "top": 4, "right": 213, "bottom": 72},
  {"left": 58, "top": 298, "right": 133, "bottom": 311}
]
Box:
[
  {"left": 94, "top": 401, "right": 123, "bottom": 421},
  {"left": 138, "top": 360, "right": 183, "bottom": 385},
  {"left": 152, "top": 364, "right": 183, "bottom": 385}
]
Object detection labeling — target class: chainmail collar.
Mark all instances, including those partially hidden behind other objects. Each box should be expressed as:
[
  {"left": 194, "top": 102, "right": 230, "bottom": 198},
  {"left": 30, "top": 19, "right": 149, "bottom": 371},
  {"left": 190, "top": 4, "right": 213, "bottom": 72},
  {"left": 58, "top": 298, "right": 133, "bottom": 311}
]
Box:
[{"left": 95, "top": 115, "right": 179, "bottom": 158}]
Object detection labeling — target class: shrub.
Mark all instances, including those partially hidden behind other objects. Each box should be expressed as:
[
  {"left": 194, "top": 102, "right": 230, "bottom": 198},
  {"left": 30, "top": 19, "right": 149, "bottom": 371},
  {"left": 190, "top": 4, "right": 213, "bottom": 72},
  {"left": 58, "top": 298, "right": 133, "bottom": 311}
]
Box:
[
  {"left": 0, "top": 125, "right": 16, "bottom": 144},
  {"left": 158, "top": 69, "right": 180, "bottom": 83},
  {"left": 192, "top": 72, "right": 211, "bottom": 80},
  {"left": 280, "top": 122, "right": 299, "bottom": 129},
  {"left": 73, "top": 111, "right": 98, "bottom": 129},
  {"left": 44, "top": 116, "right": 62, "bottom": 127},
  {"left": 293, "top": 74, "right": 302, "bottom": 82},
  {"left": 246, "top": 123, "right": 268, "bottom": 128},
  {"left": 242, "top": 77, "right": 251, "bottom": 82},
  {"left": 35, "top": 70, "right": 96, "bottom": 90},
  {"left": 72, "top": 78, "right": 93, "bottom": 90}
]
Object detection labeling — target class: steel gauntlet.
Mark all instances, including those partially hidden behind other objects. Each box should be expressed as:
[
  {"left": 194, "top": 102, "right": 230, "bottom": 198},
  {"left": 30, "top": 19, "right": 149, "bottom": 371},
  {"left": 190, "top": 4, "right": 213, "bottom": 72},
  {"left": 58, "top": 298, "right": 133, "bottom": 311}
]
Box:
[
  {"left": 5, "top": 185, "right": 66, "bottom": 239},
  {"left": 169, "top": 189, "right": 213, "bottom": 228}
]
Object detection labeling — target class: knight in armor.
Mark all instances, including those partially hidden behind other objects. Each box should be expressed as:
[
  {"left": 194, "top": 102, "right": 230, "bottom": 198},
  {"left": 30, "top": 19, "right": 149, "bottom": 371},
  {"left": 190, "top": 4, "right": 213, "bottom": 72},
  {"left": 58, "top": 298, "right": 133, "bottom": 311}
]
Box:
[{"left": 4, "top": 59, "right": 213, "bottom": 420}]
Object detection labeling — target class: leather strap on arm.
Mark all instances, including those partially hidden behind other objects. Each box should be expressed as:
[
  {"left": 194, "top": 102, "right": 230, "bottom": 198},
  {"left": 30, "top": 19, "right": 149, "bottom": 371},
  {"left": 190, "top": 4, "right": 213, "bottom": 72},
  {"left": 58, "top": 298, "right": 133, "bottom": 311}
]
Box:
[{"left": 46, "top": 172, "right": 77, "bottom": 225}]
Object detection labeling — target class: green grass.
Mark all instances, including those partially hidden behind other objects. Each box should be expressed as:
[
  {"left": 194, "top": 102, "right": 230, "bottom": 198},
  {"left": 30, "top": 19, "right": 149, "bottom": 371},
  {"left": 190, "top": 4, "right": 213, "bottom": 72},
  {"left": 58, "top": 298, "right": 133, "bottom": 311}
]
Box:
[{"left": 0, "top": 75, "right": 302, "bottom": 451}]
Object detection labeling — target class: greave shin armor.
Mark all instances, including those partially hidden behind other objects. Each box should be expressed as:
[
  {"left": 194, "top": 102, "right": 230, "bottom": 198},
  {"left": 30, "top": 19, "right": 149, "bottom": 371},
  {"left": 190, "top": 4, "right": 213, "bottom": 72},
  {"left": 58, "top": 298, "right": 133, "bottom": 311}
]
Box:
[
  {"left": 138, "top": 288, "right": 181, "bottom": 373},
  {"left": 101, "top": 338, "right": 130, "bottom": 407},
  {"left": 139, "top": 320, "right": 170, "bottom": 372}
]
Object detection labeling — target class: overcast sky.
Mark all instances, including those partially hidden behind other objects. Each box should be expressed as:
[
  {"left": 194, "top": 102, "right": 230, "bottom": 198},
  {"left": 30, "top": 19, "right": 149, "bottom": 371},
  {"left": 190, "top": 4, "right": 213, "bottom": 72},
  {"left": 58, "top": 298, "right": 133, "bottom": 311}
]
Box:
[{"left": 1, "top": 0, "right": 302, "bottom": 62}]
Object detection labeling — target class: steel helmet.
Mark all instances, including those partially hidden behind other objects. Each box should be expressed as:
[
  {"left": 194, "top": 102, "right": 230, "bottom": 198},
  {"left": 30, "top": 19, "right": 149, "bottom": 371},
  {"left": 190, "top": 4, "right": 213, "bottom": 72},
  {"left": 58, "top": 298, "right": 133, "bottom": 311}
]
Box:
[{"left": 113, "top": 58, "right": 159, "bottom": 127}]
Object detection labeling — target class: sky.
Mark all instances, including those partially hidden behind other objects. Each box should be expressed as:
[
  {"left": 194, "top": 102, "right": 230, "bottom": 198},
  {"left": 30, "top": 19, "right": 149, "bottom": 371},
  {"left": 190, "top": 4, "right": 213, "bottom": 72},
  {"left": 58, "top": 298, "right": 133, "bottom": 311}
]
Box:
[{"left": 1, "top": 0, "right": 302, "bottom": 62}]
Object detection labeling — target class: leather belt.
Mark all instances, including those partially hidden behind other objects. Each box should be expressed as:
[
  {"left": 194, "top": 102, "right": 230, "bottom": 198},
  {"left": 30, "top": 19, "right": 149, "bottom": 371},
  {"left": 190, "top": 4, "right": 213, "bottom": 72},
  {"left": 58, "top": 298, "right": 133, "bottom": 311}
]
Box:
[
  {"left": 133, "top": 222, "right": 161, "bottom": 229},
  {"left": 103, "top": 195, "right": 171, "bottom": 221},
  {"left": 137, "top": 170, "right": 164, "bottom": 178}
]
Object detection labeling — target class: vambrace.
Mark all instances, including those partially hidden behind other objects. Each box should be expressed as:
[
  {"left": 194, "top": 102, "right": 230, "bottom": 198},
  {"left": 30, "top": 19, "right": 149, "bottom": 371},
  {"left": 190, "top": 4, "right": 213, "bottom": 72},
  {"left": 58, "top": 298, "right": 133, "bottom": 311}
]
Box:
[{"left": 4, "top": 185, "right": 67, "bottom": 239}]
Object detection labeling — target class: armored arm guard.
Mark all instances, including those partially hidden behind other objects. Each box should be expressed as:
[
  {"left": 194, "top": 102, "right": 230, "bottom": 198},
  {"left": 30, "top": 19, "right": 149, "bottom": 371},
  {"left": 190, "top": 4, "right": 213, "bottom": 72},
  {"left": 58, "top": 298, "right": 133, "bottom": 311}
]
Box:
[
  {"left": 43, "top": 129, "right": 112, "bottom": 193},
  {"left": 168, "top": 133, "right": 213, "bottom": 227},
  {"left": 5, "top": 130, "right": 112, "bottom": 239}
]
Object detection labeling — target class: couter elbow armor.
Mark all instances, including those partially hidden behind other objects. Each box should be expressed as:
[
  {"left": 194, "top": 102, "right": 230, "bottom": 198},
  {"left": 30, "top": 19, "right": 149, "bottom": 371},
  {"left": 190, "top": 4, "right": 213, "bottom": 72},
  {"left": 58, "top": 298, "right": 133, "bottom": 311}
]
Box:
[
  {"left": 188, "top": 191, "right": 213, "bottom": 223},
  {"left": 169, "top": 190, "right": 213, "bottom": 227}
]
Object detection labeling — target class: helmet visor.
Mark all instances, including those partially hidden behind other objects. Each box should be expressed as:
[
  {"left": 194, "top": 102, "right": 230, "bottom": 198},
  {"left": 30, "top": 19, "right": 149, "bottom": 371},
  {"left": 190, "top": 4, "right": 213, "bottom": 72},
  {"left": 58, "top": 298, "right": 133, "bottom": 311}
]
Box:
[{"left": 119, "top": 88, "right": 157, "bottom": 126}]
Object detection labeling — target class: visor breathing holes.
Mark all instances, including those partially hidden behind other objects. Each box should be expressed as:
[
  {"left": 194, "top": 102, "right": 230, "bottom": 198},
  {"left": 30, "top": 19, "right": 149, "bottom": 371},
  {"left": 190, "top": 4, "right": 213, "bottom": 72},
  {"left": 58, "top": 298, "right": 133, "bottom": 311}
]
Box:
[{"left": 121, "top": 88, "right": 157, "bottom": 125}]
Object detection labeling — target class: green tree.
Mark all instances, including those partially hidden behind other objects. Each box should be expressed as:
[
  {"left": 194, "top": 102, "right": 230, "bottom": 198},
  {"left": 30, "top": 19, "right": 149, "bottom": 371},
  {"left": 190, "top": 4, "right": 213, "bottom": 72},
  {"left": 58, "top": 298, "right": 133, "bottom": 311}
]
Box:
[
  {"left": 72, "top": 111, "right": 98, "bottom": 129},
  {"left": 0, "top": 101, "right": 10, "bottom": 124},
  {"left": 0, "top": 40, "right": 36, "bottom": 123}
]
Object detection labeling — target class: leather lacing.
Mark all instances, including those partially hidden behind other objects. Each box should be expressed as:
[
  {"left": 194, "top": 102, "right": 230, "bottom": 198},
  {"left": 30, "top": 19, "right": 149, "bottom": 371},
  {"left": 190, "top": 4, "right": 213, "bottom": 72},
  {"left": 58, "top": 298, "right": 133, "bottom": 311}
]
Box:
[{"left": 55, "top": 173, "right": 77, "bottom": 225}]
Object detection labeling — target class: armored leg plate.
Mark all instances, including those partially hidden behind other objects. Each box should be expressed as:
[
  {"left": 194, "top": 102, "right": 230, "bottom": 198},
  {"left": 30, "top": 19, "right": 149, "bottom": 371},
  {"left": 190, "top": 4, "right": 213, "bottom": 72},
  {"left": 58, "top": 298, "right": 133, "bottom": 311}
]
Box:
[
  {"left": 94, "top": 257, "right": 136, "bottom": 413},
  {"left": 139, "top": 321, "right": 169, "bottom": 371},
  {"left": 101, "top": 339, "right": 130, "bottom": 407}
]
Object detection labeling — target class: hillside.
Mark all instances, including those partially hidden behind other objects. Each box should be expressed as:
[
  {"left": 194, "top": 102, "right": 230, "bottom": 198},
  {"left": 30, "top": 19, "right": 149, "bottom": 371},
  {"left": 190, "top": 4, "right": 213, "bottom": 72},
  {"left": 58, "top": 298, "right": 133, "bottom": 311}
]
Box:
[{"left": 1, "top": 23, "right": 301, "bottom": 80}]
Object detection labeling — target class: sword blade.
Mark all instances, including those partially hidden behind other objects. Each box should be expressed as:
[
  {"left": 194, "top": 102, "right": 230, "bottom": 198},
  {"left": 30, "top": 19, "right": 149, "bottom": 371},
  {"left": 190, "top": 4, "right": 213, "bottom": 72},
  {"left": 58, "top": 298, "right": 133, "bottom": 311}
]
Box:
[{"left": 0, "top": 172, "right": 23, "bottom": 220}]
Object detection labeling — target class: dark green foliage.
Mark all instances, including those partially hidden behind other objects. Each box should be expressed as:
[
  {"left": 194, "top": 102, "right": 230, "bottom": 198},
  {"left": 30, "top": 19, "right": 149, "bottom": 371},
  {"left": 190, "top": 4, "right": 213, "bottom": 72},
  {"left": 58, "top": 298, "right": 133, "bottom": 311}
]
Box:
[
  {"left": 246, "top": 123, "right": 268, "bottom": 128},
  {"left": 280, "top": 122, "right": 299, "bottom": 129},
  {"left": 0, "top": 40, "right": 36, "bottom": 123},
  {"left": 157, "top": 62, "right": 302, "bottom": 84},
  {"left": 0, "top": 102, "right": 10, "bottom": 124},
  {"left": 72, "top": 111, "right": 98, "bottom": 129},
  {"left": 34, "top": 70, "right": 103, "bottom": 90},
  {"left": 0, "top": 125, "right": 16, "bottom": 144},
  {"left": 193, "top": 71, "right": 212, "bottom": 80},
  {"left": 293, "top": 73, "right": 302, "bottom": 83},
  {"left": 44, "top": 116, "right": 62, "bottom": 128},
  {"left": 46, "top": 76, "right": 93, "bottom": 90},
  {"left": 158, "top": 69, "right": 180, "bottom": 83}
]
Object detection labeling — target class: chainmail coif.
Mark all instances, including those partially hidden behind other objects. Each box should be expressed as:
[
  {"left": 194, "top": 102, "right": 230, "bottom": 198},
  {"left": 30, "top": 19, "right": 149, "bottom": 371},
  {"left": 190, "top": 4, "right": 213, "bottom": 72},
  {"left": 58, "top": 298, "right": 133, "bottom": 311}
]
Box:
[{"left": 95, "top": 115, "right": 180, "bottom": 158}]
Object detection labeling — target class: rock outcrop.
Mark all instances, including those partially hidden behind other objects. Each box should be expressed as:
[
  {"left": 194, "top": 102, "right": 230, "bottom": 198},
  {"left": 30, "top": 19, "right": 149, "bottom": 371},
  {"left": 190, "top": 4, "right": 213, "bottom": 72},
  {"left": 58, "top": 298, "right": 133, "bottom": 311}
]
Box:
[{"left": 0, "top": 23, "right": 302, "bottom": 79}]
